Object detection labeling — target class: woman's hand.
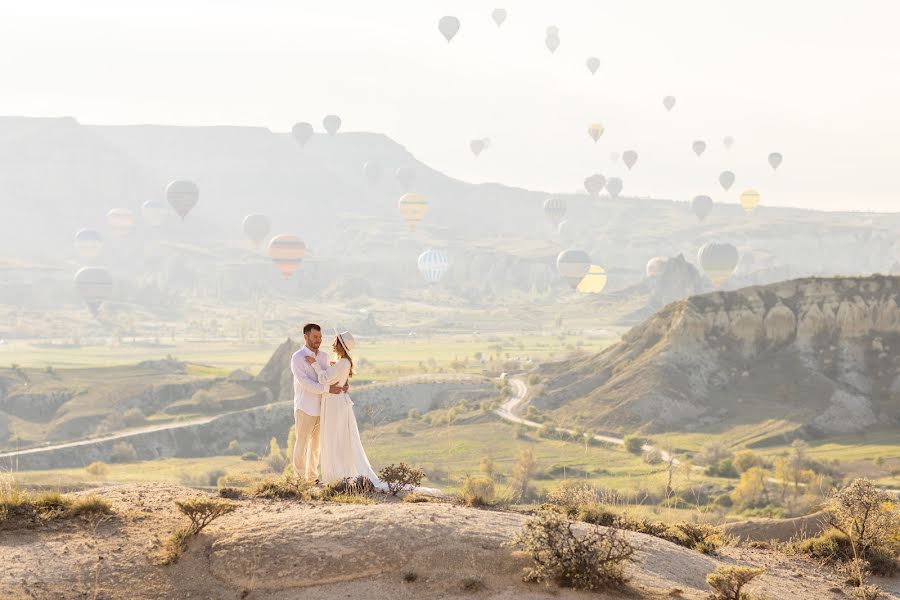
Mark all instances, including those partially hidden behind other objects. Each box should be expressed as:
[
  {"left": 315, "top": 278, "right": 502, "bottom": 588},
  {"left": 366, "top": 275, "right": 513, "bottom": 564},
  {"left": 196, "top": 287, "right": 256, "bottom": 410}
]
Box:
[{"left": 304, "top": 356, "right": 316, "bottom": 365}]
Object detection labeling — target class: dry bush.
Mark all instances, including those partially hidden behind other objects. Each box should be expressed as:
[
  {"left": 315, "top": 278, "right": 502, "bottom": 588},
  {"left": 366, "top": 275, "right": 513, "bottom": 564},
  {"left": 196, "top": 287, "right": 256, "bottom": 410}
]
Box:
[
  {"left": 69, "top": 495, "right": 112, "bottom": 517},
  {"left": 513, "top": 510, "right": 634, "bottom": 591},
  {"left": 706, "top": 566, "right": 765, "bottom": 600},
  {"left": 30, "top": 491, "right": 72, "bottom": 520},
  {"left": 546, "top": 480, "right": 600, "bottom": 512},
  {"left": 378, "top": 463, "right": 425, "bottom": 496},
  {"left": 122, "top": 407, "right": 147, "bottom": 427},
  {"left": 402, "top": 492, "right": 432, "bottom": 504},
  {"left": 322, "top": 476, "right": 377, "bottom": 500},
  {"left": 827, "top": 479, "right": 899, "bottom": 581},
  {"left": 174, "top": 497, "right": 238, "bottom": 535},
  {"left": 85, "top": 461, "right": 109, "bottom": 477},
  {"left": 461, "top": 476, "right": 495, "bottom": 506},
  {"left": 671, "top": 521, "right": 723, "bottom": 555},
  {"left": 251, "top": 475, "right": 312, "bottom": 500},
  {"left": 159, "top": 526, "right": 191, "bottom": 566},
  {"left": 327, "top": 493, "right": 375, "bottom": 505},
  {"left": 109, "top": 441, "right": 137, "bottom": 463}
]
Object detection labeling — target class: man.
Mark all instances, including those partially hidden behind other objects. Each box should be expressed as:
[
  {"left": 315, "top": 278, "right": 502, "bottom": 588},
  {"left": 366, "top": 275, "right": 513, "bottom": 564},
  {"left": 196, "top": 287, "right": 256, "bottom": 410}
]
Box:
[{"left": 291, "top": 323, "right": 347, "bottom": 482}]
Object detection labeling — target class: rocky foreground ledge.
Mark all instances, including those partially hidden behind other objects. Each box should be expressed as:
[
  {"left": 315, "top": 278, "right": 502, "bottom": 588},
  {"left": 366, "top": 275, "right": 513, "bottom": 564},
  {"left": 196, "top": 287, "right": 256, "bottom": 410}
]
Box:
[{"left": 0, "top": 484, "right": 895, "bottom": 599}]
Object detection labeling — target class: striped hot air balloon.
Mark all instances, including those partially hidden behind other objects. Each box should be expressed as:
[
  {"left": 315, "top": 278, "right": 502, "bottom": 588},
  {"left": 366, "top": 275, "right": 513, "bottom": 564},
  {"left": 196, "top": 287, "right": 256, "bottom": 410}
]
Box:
[
  {"left": 106, "top": 208, "right": 135, "bottom": 237},
  {"left": 576, "top": 265, "right": 607, "bottom": 294},
  {"left": 543, "top": 197, "right": 567, "bottom": 228},
  {"left": 398, "top": 193, "right": 428, "bottom": 231},
  {"left": 74, "top": 229, "right": 103, "bottom": 259},
  {"left": 268, "top": 235, "right": 306, "bottom": 279},
  {"left": 556, "top": 249, "right": 591, "bottom": 288},
  {"left": 417, "top": 249, "right": 450, "bottom": 284},
  {"left": 698, "top": 242, "right": 739, "bottom": 288},
  {"left": 74, "top": 267, "right": 113, "bottom": 315},
  {"left": 166, "top": 180, "right": 199, "bottom": 220},
  {"left": 740, "top": 189, "right": 760, "bottom": 215}
]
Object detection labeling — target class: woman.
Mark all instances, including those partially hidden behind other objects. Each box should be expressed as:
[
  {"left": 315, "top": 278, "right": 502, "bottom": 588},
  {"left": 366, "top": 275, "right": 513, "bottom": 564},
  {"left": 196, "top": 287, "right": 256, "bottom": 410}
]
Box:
[
  {"left": 305, "top": 331, "right": 440, "bottom": 495},
  {"left": 304, "top": 330, "right": 384, "bottom": 487}
]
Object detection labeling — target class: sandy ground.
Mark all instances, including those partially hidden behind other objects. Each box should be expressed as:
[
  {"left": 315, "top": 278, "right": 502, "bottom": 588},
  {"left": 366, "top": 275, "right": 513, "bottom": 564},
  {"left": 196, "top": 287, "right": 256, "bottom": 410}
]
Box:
[{"left": 1, "top": 484, "right": 896, "bottom": 600}]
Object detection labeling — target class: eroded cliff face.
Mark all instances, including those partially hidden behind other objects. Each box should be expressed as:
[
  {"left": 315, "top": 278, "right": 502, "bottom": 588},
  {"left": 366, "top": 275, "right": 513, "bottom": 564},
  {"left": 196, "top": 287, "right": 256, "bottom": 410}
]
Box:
[{"left": 539, "top": 276, "right": 900, "bottom": 435}]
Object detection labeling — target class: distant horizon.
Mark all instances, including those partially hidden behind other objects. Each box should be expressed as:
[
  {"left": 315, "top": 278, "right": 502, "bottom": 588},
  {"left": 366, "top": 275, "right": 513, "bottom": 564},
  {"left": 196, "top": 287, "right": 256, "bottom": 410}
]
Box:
[{"left": 3, "top": 111, "right": 898, "bottom": 217}]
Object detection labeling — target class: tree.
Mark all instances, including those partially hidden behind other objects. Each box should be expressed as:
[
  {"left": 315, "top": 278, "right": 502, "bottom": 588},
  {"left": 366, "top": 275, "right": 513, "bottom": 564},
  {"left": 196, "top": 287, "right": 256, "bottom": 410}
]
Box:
[
  {"left": 730, "top": 467, "right": 771, "bottom": 510},
  {"left": 479, "top": 456, "right": 495, "bottom": 479},
  {"left": 732, "top": 450, "right": 763, "bottom": 474},
  {"left": 509, "top": 447, "right": 537, "bottom": 502}
]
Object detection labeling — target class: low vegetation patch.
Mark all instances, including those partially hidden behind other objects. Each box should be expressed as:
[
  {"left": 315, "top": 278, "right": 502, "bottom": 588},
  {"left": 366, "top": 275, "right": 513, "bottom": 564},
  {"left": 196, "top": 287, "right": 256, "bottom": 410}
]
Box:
[
  {"left": 251, "top": 475, "right": 313, "bottom": 500},
  {"left": 706, "top": 566, "right": 766, "bottom": 600},
  {"left": 1, "top": 480, "right": 113, "bottom": 526},
  {"left": 321, "top": 476, "right": 377, "bottom": 500},
  {"left": 514, "top": 510, "right": 634, "bottom": 591},
  {"left": 378, "top": 463, "right": 425, "bottom": 496},
  {"left": 461, "top": 475, "right": 495, "bottom": 506}
]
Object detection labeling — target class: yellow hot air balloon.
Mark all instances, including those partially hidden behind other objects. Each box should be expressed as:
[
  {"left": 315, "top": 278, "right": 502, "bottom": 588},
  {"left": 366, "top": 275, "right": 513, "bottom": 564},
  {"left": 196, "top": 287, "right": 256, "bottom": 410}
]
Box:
[
  {"left": 577, "top": 265, "right": 607, "bottom": 294},
  {"left": 398, "top": 193, "right": 428, "bottom": 231},
  {"left": 587, "top": 123, "right": 604, "bottom": 143},
  {"left": 740, "top": 189, "right": 760, "bottom": 214}
]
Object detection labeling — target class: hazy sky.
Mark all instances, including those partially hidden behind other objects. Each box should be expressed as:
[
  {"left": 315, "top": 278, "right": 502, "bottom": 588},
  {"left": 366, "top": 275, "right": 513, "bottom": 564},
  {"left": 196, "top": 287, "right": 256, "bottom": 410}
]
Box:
[{"left": 2, "top": 1, "right": 898, "bottom": 212}]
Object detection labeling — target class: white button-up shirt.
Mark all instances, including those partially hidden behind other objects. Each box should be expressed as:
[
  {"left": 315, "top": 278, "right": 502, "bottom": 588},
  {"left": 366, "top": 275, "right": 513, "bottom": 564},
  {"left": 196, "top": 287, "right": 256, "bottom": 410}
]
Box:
[{"left": 291, "top": 346, "right": 330, "bottom": 417}]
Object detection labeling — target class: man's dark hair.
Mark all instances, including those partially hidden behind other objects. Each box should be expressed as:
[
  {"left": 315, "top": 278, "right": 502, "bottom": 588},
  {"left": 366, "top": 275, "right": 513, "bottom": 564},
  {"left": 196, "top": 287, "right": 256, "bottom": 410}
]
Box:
[{"left": 302, "top": 323, "right": 321, "bottom": 335}]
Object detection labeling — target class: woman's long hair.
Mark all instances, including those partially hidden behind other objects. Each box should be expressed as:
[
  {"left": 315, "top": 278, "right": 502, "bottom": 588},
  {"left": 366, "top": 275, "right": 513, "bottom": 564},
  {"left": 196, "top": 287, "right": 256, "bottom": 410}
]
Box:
[{"left": 333, "top": 336, "right": 354, "bottom": 378}]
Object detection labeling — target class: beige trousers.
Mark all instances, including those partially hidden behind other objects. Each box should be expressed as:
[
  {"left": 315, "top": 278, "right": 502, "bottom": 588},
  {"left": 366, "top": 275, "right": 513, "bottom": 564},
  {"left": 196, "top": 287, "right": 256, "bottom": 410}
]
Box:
[{"left": 293, "top": 409, "right": 321, "bottom": 481}]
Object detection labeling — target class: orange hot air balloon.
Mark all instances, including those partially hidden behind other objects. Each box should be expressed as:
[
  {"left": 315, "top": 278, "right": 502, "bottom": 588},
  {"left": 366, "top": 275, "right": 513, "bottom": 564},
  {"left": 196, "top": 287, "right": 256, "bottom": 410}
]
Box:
[
  {"left": 398, "top": 193, "right": 428, "bottom": 231},
  {"left": 268, "top": 235, "right": 306, "bottom": 279}
]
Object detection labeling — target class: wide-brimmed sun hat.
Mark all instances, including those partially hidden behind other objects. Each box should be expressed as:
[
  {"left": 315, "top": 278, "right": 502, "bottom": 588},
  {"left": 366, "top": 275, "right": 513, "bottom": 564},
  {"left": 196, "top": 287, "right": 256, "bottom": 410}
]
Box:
[{"left": 333, "top": 329, "right": 356, "bottom": 355}]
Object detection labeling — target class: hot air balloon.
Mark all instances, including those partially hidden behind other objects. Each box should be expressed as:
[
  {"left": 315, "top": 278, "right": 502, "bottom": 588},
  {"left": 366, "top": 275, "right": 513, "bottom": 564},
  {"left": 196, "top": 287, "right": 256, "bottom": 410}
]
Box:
[
  {"left": 646, "top": 257, "right": 667, "bottom": 277},
  {"left": 691, "top": 195, "right": 713, "bottom": 221},
  {"left": 543, "top": 197, "right": 567, "bottom": 228},
  {"left": 141, "top": 200, "right": 169, "bottom": 227},
  {"left": 584, "top": 174, "right": 606, "bottom": 197},
  {"left": 166, "top": 180, "right": 199, "bottom": 220},
  {"left": 106, "top": 208, "right": 135, "bottom": 237},
  {"left": 719, "top": 171, "right": 735, "bottom": 191},
  {"left": 398, "top": 193, "right": 428, "bottom": 231},
  {"left": 698, "top": 242, "right": 739, "bottom": 288},
  {"left": 576, "top": 265, "right": 607, "bottom": 294},
  {"left": 243, "top": 214, "right": 271, "bottom": 247},
  {"left": 74, "top": 229, "right": 103, "bottom": 259},
  {"left": 491, "top": 8, "right": 507, "bottom": 27},
  {"left": 323, "top": 115, "right": 342, "bottom": 136},
  {"left": 470, "top": 139, "right": 486, "bottom": 156},
  {"left": 364, "top": 161, "right": 382, "bottom": 183},
  {"left": 610, "top": 152, "right": 621, "bottom": 165},
  {"left": 291, "top": 122, "right": 314, "bottom": 147},
  {"left": 692, "top": 140, "right": 706, "bottom": 157},
  {"left": 723, "top": 136, "right": 734, "bottom": 150},
  {"left": 663, "top": 96, "right": 676, "bottom": 111},
  {"left": 606, "top": 177, "right": 623, "bottom": 199},
  {"left": 556, "top": 249, "right": 591, "bottom": 288},
  {"left": 545, "top": 33, "right": 560, "bottom": 53},
  {"left": 587, "top": 123, "right": 604, "bottom": 142},
  {"left": 586, "top": 56, "right": 600, "bottom": 75},
  {"left": 622, "top": 150, "right": 638, "bottom": 170},
  {"left": 417, "top": 249, "right": 449, "bottom": 284},
  {"left": 395, "top": 167, "right": 416, "bottom": 190},
  {"left": 268, "top": 235, "right": 306, "bottom": 279},
  {"left": 438, "top": 16, "right": 460, "bottom": 42},
  {"left": 740, "top": 189, "right": 760, "bottom": 214},
  {"left": 74, "top": 267, "right": 112, "bottom": 315},
  {"left": 768, "top": 152, "right": 783, "bottom": 170}
]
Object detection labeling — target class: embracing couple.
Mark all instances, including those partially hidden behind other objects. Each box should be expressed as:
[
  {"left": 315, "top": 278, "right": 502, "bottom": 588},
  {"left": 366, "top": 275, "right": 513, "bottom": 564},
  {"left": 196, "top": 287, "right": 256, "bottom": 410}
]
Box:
[{"left": 289, "top": 323, "right": 384, "bottom": 487}]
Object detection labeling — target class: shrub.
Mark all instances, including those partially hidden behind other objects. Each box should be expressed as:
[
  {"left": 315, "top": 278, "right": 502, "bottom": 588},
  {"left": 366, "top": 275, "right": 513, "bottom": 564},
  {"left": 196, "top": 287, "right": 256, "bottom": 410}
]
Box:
[
  {"left": 191, "top": 390, "right": 219, "bottom": 411},
  {"left": 265, "top": 437, "right": 288, "bottom": 473},
  {"left": 122, "top": 408, "right": 147, "bottom": 427},
  {"left": 527, "top": 373, "right": 542, "bottom": 386},
  {"left": 706, "top": 566, "right": 765, "bottom": 600},
  {"left": 216, "top": 472, "right": 264, "bottom": 490},
  {"left": 109, "top": 441, "right": 137, "bottom": 463},
  {"left": 69, "top": 495, "right": 113, "bottom": 517},
  {"left": 225, "top": 440, "right": 241, "bottom": 455},
  {"left": 241, "top": 452, "right": 260, "bottom": 461},
  {"left": 327, "top": 493, "right": 375, "bottom": 505},
  {"left": 85, "top": 461, "right": 109, "bottom": 477},
  {"left": 173, "top": 498, "right": 238, "bottom": 535},
  {"left": 378, "top": 463, "right": 425, "bottom": 496},
  {"left": 671, "top": 522, "right": 722, "bottom": 555},
  {"left": 159, "top": 525, "right": 191, "bottom": 566},
  {"left": 623, "top": 435, "right": 646, "bottom": 454},
  {"left": 513, "top": 510, "right": 634, "bottom": 591},
  {"left": 322, "top": 476, "right": 377, "bottom": 500},
  {"left": 461, "top": 476, "right": 495, "bottom": 506},
  {"left": 732, "top": 450, "right": 764, "bottom": 473},
  {"left": 706, "top": 458, "right": 739, "bottom": 479},
  {"left": 251, "top": 475, "right": 313, "bottom": 500},
  {"left": 643, "top": 448, "right": 663, "bottom": 465},
  {"left": 402, "top": 571, "right": 418, "bottom": 583},
  {"left": 31, "top": 491, "right": 72, "bottom": 519},
  {"left": 509, "top": 447, "right": 537, "bottom": 502},
  {"left": 576, "top": 504, "right": 619, "bottom": 527},
  {"left": 546, "top": 480, "right": 600, "bottom": 511},
  {"left": 219, "top": 487, "right": 242, "bottom": 500},
  {"left": 402, "top": 493, "right": 432, "bottom": 504}
]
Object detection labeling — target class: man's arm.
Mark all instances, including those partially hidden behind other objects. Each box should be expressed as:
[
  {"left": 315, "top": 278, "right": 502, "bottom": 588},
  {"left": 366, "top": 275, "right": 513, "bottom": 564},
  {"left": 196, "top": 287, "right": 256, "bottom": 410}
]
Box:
[{"left": 291, "top": 352, "right": 328, "bottom": 394}]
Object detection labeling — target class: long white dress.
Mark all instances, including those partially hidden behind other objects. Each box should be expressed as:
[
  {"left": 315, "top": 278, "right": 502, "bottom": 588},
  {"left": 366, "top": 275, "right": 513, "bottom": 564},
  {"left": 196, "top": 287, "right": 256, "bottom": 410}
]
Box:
[{"left": 311, "top": 358, "right": 440, "bottom": 495}]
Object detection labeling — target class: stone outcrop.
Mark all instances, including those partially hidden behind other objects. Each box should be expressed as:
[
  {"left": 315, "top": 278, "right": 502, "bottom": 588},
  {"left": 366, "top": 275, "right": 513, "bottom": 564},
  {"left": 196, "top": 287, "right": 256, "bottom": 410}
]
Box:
[{"left": 537, "top": 275, "right": 900, "bottom": 435}]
